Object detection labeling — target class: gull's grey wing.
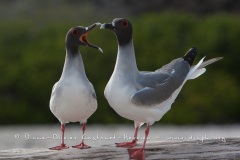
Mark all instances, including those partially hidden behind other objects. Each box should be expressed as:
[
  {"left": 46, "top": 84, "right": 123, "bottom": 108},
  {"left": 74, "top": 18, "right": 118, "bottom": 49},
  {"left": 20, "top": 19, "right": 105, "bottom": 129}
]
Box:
[
  {"left": 131, "top": 58, "right": 190, "bottom": 107},
  {"left": 50, "top": 82, "right": 58, "bottom": 99},
  {"left": 89, "top": 82, "right": 97, "bottom": 100},
  {"left": 138, "top": 69, "right": 175, "bottom": 88}
]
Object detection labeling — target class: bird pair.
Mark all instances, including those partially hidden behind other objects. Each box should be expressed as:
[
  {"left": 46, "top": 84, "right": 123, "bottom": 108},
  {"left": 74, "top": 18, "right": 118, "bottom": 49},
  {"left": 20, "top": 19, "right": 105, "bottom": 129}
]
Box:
[{"left": 49, "top": 18, "right": 222, "bottom": 159}]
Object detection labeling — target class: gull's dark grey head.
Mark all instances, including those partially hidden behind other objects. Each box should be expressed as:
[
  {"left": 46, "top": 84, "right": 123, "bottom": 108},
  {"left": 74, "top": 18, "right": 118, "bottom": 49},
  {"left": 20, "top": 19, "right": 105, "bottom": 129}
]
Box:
[
  {"left": 101, "top": 18, "right": 133, "bottom": 46},
  {"left": 66, "top": 23, "right": 102, "bottom": 52}
]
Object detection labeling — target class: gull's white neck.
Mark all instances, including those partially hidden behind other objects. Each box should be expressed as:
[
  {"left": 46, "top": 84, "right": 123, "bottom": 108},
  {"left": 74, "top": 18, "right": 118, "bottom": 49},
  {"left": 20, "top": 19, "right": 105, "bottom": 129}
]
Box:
[
  {"left": 60, "top": 48, "right": 87, "bottom": 80},
  {"left": 114, "top": 39, "right": 138, "bottom": 75}
]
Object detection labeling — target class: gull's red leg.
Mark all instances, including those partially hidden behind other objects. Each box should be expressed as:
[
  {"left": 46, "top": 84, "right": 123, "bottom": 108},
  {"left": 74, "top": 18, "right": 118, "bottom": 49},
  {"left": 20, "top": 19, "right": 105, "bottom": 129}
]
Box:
[
  {"left": 128, "top": 124, "right": 150, "bottom": 160},
  {"left": 116, "top": 125, "right": 139, "bottom": 148},
  {"left": 49, "top": 124, "right": 69, "bottom": 150},
  {"left": 72, "top": 123, "right": 91, "bottom": 149}
]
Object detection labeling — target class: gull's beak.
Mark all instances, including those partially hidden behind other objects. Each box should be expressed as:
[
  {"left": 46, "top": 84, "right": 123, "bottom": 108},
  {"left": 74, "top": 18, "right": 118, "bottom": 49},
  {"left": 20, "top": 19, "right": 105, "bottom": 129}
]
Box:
[
  {"left": 80, "top": 23, "right": 103, "bottom": 53},
  {"left": 100, "top": 23, "right": 116, "bottom": 30}
]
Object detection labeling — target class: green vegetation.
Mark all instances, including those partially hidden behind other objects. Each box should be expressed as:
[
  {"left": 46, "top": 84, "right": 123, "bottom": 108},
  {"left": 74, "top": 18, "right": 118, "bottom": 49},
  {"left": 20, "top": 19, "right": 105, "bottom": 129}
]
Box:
[{"left": 0, "top": 12, "right": 239, "bottom": 125}]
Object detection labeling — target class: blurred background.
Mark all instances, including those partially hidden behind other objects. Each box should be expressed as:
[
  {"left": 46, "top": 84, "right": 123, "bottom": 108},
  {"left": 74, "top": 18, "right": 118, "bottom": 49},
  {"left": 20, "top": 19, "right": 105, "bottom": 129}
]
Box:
[{"left": 0, "top": 0, "right": 240, "bottom": 126}]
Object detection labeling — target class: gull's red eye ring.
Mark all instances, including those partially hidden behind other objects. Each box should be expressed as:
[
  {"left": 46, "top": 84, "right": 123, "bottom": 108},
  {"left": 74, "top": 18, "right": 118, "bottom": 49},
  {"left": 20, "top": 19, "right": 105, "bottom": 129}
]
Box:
[
  {"left": 121, "top": 20, "right": 128, "bottom": 28},
  {"left": 72, "top": 29, "right": 78, "bottom": 35}
]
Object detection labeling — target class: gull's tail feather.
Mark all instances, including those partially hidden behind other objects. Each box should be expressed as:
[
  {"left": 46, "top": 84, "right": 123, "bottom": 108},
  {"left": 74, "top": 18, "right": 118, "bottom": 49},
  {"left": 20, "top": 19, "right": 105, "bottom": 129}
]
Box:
[
  {"left": 188, "top": 57, "right": 223, "bottom": 80},
  {"left": 198, "top": 57, "right": 223, "bottom": 69}
]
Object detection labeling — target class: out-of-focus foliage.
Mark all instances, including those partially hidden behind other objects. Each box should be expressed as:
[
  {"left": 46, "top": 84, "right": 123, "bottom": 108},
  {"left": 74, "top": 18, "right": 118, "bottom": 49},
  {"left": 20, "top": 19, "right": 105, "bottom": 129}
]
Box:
[{"left": 0, "top": 3, "right": 239, "bottom": 125}]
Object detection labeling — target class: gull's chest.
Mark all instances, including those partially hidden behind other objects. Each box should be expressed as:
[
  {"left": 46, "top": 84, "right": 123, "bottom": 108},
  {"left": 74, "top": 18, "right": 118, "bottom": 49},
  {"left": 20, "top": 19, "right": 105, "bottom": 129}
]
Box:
[
  {"left": 50, "top": 76, "right": 97, "bottom": 123},
  {"left": 52, "top": 77, "right": 93, "bottom": 106},
  {"left": 104, "top": 73, "right": 136, "bottom": 107}
]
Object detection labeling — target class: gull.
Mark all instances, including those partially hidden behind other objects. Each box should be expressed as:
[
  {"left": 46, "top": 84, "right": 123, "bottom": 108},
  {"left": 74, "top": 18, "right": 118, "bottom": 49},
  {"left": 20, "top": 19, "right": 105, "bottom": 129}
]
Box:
[
  {"left": 101, "top": 18, "right": 222, "bottom": 159},
  {"left": 49, "top": 23, "right": 102, "bottom": 150}
]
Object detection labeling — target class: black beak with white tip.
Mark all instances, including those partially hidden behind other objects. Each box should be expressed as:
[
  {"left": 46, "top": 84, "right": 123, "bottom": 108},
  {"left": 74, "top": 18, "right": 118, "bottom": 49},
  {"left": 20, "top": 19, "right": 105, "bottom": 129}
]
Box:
[{"left": 100, "top": 23, "right": 116, "bottom": 30}]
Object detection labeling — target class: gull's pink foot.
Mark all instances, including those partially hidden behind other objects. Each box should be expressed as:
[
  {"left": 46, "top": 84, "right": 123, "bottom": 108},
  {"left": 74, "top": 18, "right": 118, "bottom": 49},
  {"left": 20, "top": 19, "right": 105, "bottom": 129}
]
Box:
[
  {"left": 49, "top": 144, "right": 69, "bottom": 150},
  {"left": 72, "top": 142, "right": 91, "bottom": 149},
  {"left": 128, "top": 148, "right": 145, "bottom": 160},
  {"left": 115, "top": 139, "right": 137, "bottom": 148}
]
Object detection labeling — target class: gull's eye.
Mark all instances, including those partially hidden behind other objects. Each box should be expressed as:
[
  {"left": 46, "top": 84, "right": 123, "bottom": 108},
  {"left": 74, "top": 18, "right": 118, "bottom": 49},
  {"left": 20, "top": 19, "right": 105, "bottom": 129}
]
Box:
[
  {"left": 72, "top": 29, "right": 78, "bottom": 35},
  {"left": 121, "top": 20, "right": 128, "bottom": 28}
]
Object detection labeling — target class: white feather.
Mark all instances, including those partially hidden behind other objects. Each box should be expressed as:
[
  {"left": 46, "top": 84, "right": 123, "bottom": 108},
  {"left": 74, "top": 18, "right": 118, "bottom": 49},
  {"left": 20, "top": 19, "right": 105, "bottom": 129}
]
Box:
[
  {"left": 186, "top": 57, "right": 205, "bottom": 80},
  {"left": 189, "top": 68, "right": 206, "bottom": 80}
]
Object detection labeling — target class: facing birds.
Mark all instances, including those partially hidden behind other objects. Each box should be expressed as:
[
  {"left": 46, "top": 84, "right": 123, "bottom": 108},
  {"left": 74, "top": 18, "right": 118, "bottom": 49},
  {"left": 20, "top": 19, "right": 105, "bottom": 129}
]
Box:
[
  {"left": 49, "top": 23, "right": 102, "bottom": 150},
  {"left": 101, "top": 18, "right": 222, "bottom": 159}
]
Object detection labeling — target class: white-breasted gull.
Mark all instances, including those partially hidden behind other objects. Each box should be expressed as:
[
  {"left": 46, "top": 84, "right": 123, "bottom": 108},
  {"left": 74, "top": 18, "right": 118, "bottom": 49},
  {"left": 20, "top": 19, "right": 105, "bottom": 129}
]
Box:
[
  {"left": 101, "top": 18, "right": 222, "bottom": 159},
  {"left": 49, "top": 23, "right": 102, "bottom": 150}
]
